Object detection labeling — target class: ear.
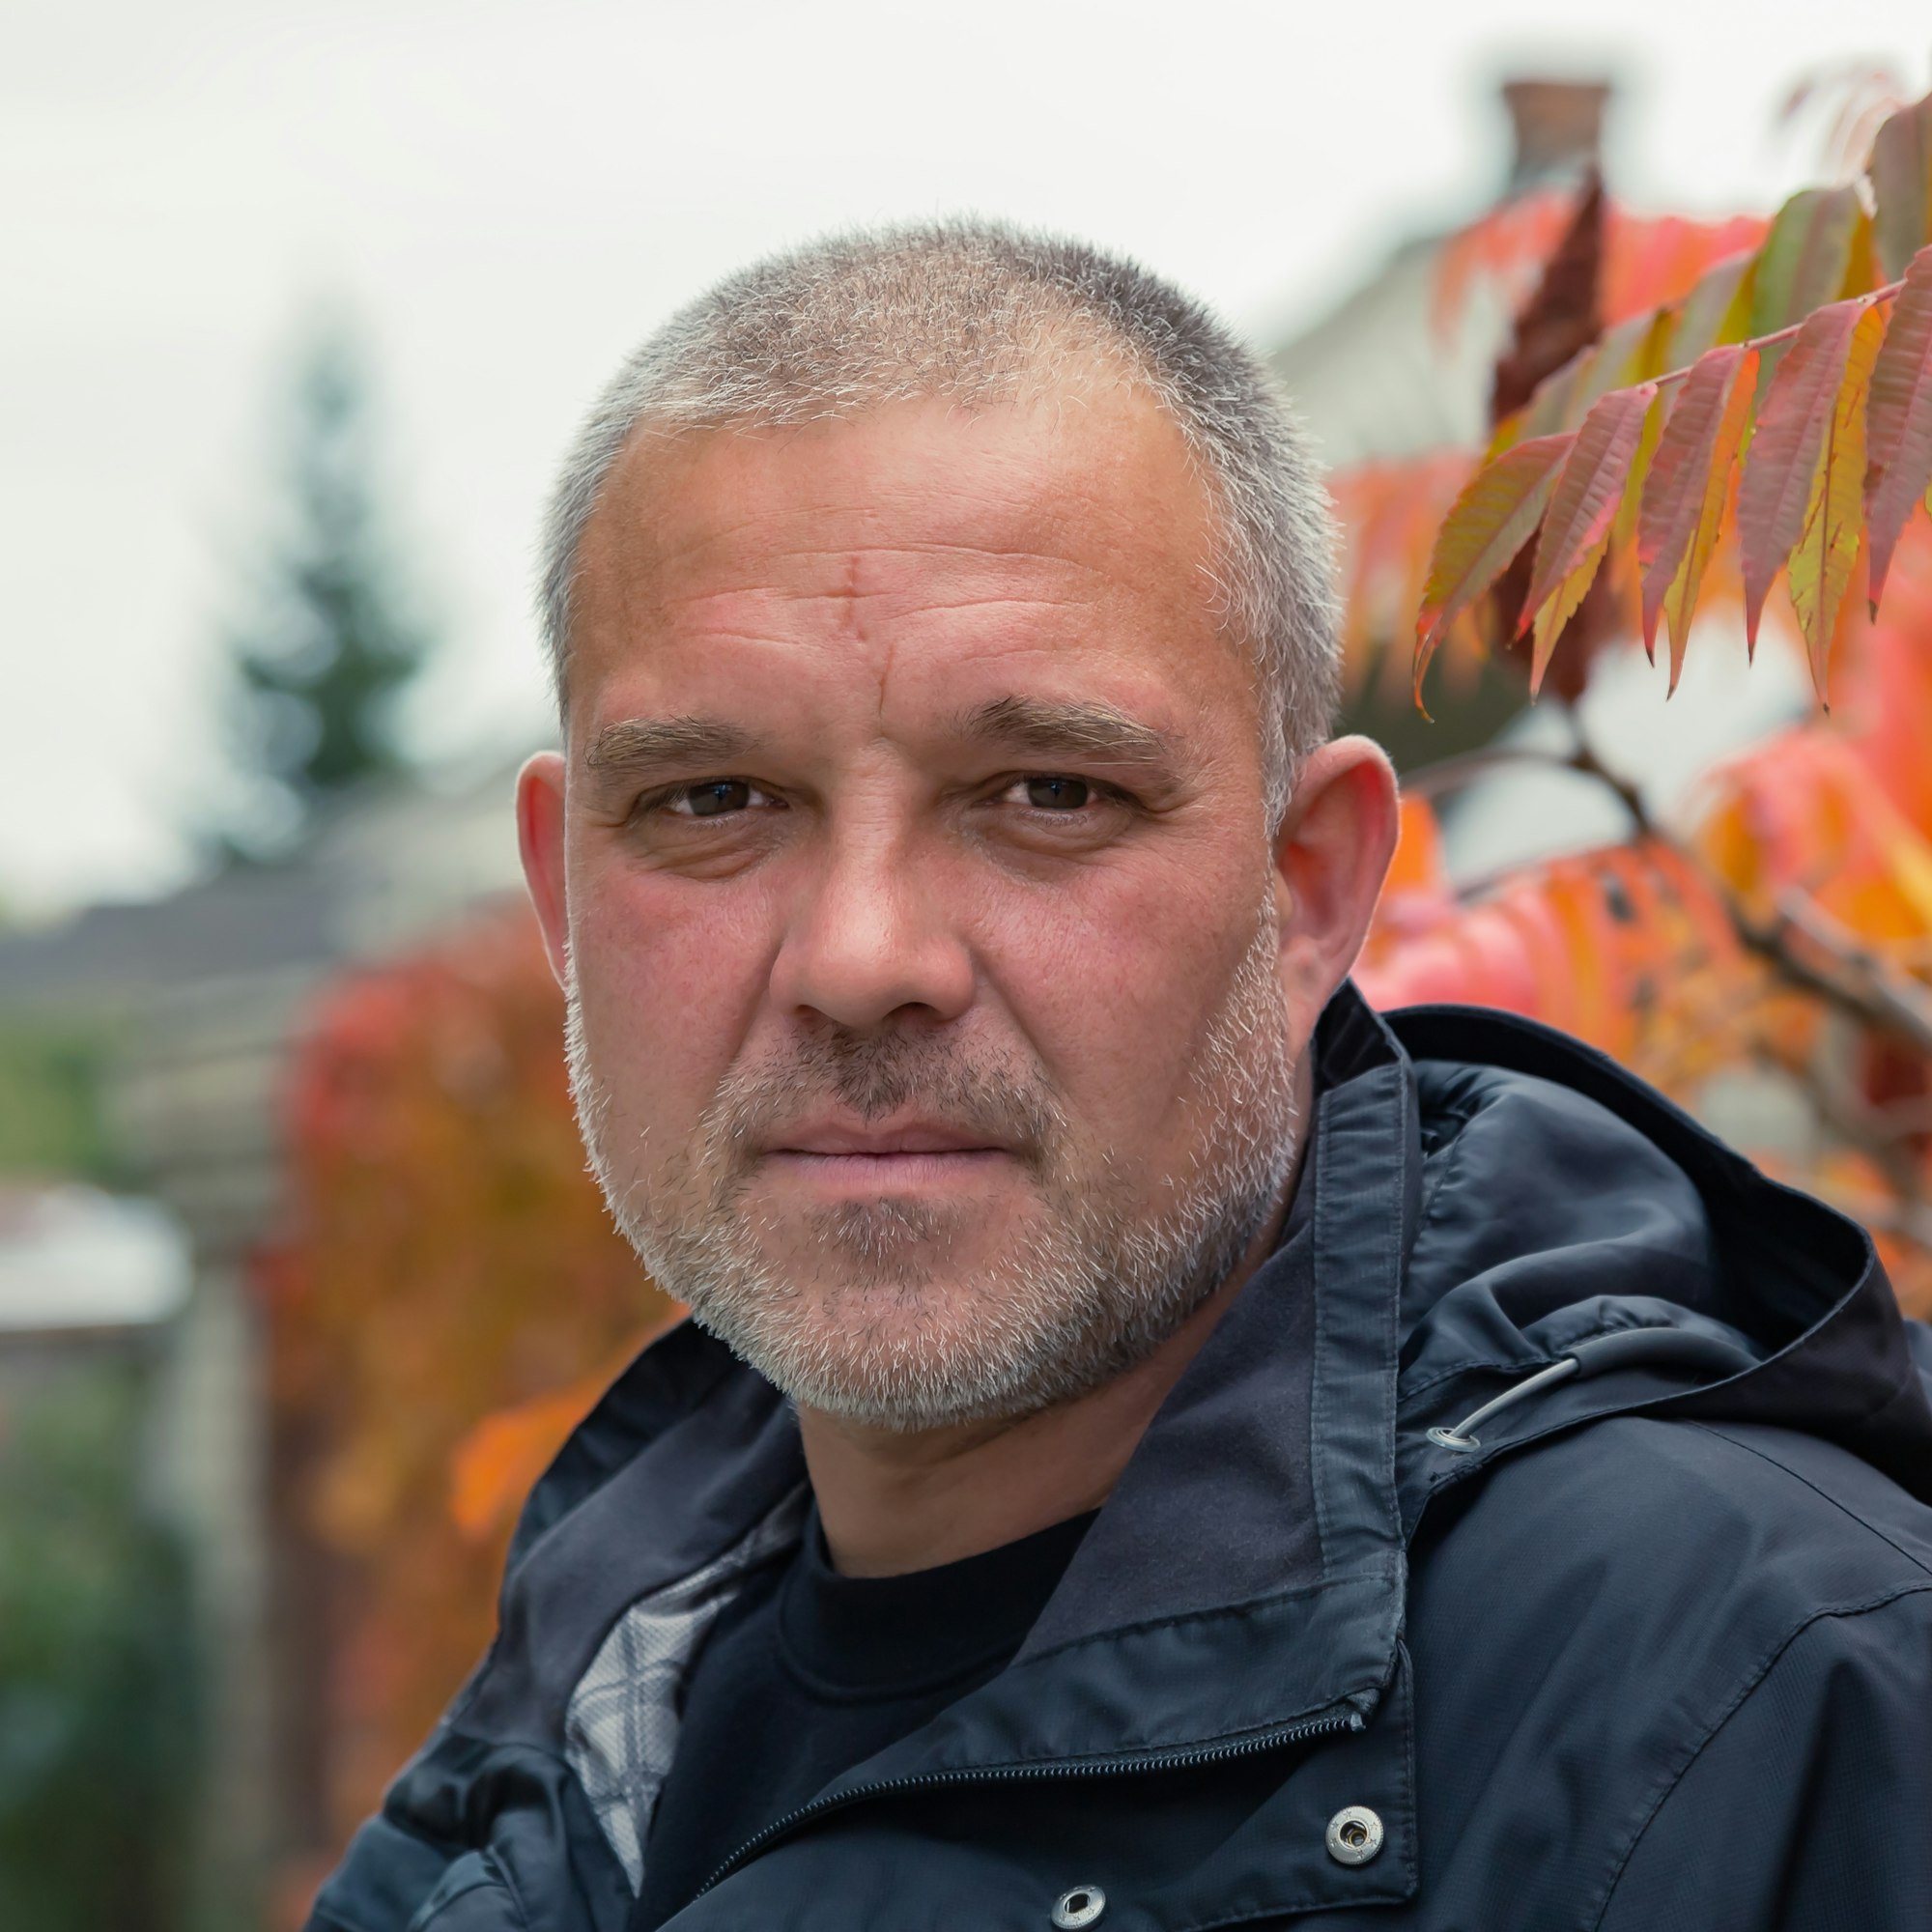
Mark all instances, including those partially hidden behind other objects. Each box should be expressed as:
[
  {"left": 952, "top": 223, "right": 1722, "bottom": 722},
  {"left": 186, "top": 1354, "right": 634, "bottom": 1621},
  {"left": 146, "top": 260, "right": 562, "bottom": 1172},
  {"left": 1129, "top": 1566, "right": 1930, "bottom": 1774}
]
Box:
[
  {"left": 1272, "top": 735, "right": 1400, "bottom": 1048},
  {"left": 517, "top": 752, "right": 571, "bottom": 988}
]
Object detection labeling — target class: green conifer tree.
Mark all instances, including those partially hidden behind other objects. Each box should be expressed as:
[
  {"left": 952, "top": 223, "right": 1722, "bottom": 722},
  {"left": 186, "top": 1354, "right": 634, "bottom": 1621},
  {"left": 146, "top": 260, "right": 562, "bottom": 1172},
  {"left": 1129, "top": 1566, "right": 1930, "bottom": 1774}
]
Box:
[{"left": 223, "top": 317, "right": 433, "bottom": 852}]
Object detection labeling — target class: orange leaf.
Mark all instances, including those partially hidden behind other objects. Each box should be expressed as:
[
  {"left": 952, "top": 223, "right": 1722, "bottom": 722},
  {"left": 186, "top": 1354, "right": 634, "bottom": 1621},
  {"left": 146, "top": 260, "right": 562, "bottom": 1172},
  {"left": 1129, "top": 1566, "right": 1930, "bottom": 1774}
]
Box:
[
  {"left": 1412, "top": 432, "right": 1574, "bottom": 703},
  {"left": 1382, "top": 792, "right": 1448, "bottom": 897},
  {"left": 1638, "top": 345, "right": 1758, "bottom": 686},
  {"left": 1738, "top": 299, "right": 1874, "bottom": 652},
  {"left": 1536, "top": 863, "right": 1630, "bottom": 1055},
  {"left": 1865, "top": 246, "right": 1932, "bottom": 611},
  {"left": 448, "top": 1338, "right": 656, "bottom": 1541},
  {"left": 1605, "top": 213, "right": 1768, "bottom": 326},
  {"left": 1787, "top": 303, "right": 1884, "bottom": 696},
  {"left": 1870, "top": 93, "right": 1932, "bottom": 281}
]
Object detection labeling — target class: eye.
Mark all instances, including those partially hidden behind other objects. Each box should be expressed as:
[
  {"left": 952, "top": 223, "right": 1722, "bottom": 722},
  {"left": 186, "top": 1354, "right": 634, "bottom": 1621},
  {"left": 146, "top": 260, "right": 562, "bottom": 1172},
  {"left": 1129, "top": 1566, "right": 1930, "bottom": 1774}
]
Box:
[
  {"left": 1010, "top": 775, "right": 1094, "bottom": 811},
  {"left": 661, "top": 779, "right": 781, "bottom": 818}
]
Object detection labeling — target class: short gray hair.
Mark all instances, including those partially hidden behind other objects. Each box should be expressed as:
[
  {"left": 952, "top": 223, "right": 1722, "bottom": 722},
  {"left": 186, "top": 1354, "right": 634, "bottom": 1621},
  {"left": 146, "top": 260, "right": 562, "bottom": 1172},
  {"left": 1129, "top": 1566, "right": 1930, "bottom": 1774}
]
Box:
[{"left": 539, "top": 220, "right": 1340, "bottom": 822}]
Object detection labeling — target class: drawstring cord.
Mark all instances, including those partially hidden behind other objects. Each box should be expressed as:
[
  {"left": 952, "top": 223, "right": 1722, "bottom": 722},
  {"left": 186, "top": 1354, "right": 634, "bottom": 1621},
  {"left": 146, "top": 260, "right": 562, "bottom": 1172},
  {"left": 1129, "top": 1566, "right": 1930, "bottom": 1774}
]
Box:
[{"left": 1426, "top": 1325, "right": 1757, "bottom": 1454}]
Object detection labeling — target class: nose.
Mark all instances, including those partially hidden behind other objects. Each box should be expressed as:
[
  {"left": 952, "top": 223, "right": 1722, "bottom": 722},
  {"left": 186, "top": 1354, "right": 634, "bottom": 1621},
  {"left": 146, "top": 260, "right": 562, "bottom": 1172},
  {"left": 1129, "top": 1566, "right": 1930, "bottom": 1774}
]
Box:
[{"left": 768, "top": 819, "right": 976, "bottom": 1031}]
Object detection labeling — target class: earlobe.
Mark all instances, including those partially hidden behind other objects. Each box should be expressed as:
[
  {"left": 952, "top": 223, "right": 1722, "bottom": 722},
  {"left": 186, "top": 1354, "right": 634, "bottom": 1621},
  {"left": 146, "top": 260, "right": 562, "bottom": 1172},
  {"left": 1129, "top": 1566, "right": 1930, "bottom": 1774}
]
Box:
[
  {"left": 1272, "top": 736, "right": 1400, "bottom": 1030},
  {"left": 517, "top": 752, "right": 572, "bottom": 988}
]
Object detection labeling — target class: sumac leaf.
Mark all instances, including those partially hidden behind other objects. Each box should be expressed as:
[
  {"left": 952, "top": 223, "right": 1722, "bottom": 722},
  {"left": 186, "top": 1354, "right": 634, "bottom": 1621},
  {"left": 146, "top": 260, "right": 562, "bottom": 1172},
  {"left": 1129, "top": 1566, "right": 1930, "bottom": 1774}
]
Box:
[
  {"left": 1786, "top": 303, "right": 1884, "bottom": 695},
  {"left": 1527, "top": 546, "right": 1608, "bottom": 695},
  {"left": 1751, "top": 185, "right": 1863, "bottom": 358},
  {"left": 1520, "top": 387, "right": 1656, "bottom": 692},
  {"left": 1413, "top": 432, "right": 1574, "bottom": 703},
  {"left": 1865, "top": 245, "right": 1932, "bottom": 610},
  {"left": 1871, "top": 94, "right": 1932, "bottom": 281},
  {"left": 1638, "top": 345, "right": 1757, "bottom": 688},
  {"left": 1668, "top": 250, "right": 1756, "bottom": 365},
  {"left": 1738, "top": 298, "right": 1874, "bottom": 651},
  {"left": 1522, "top": 309, "right": 1670, "bottom": 440},
  {"left": 1610, "top": 385, "right": 1667, "bottom": 561}
]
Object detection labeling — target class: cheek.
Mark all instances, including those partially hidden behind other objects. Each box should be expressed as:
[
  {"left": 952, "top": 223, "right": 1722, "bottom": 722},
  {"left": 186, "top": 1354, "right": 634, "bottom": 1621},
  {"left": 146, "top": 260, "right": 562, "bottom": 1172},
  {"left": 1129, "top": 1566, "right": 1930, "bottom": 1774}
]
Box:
[
  {"left": 566, "top": 850, "right": 778, "bottom": 1131},
  {"left": 970, "top": 850, "right": 1266, "bottom": 1145}
]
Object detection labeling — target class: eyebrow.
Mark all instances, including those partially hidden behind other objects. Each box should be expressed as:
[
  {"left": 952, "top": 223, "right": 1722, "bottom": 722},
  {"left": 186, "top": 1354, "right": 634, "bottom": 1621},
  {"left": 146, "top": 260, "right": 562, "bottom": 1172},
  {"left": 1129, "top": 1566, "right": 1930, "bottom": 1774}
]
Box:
[
  {"left": 583, "top": 716, "right": 752, "bottom": 782},
  {"left": 579, "top": 696, "right": 1180, "bottom": 789},
  {"left": 958, "top": 696, "right": 1177, "bottom": 768}
]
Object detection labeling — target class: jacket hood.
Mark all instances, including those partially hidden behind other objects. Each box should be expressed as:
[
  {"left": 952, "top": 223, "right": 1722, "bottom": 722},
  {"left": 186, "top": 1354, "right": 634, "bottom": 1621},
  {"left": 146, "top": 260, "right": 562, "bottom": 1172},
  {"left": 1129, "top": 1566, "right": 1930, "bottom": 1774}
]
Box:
[{"left": 1384, "top": 999, "right": 1932, "bottom": 1532}]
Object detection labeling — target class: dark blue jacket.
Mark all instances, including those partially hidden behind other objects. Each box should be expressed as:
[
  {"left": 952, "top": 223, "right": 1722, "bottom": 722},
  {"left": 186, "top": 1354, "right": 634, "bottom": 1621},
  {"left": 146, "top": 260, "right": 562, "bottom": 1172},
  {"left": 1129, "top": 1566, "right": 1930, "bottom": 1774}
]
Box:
[{"left": 309, "top": 988, "right": 1932, "bottom": 1931}]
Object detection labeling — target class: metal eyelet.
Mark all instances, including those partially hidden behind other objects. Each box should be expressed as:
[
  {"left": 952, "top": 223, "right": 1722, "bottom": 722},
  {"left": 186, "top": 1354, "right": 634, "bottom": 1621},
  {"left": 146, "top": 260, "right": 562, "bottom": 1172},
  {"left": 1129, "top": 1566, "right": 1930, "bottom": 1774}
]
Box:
[
  {"left": 1325, "top": 1804, "right": 1385, "bottom": 1866},
  {"left": 1051, "top": 1883, "right": 1107, "bottom": 1926}
]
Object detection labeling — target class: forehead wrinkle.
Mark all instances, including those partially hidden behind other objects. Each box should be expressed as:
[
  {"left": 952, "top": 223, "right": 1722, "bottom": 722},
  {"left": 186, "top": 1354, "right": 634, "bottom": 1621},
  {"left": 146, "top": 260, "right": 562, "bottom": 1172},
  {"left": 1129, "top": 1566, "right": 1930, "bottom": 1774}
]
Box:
[{"left": 648, "top": 535, "right": 1113, "bottom": 607}]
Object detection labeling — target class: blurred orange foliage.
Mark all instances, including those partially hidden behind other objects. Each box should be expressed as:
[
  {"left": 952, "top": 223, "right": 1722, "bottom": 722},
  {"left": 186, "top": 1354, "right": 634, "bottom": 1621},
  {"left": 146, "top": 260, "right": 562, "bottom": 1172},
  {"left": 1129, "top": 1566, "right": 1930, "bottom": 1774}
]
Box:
[{"left": 258, "top": 906, "right": 676, "bottom": 1863}]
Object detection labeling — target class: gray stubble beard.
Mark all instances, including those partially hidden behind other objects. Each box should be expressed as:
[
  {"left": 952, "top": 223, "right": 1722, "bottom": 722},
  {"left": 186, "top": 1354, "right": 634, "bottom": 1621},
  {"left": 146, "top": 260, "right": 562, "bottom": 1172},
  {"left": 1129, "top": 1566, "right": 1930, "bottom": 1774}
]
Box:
[{"left": 566, "top": 901, "right": 1300, "bottom": 1433}]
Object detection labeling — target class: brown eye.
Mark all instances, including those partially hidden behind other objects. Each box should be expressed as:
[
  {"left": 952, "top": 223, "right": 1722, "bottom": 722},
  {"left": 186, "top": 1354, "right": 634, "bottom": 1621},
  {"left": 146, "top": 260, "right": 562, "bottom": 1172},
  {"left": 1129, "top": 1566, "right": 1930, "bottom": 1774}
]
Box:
[
  {"left": 1023, "top": 776, "right": 1092, "bottom": 810},
  {"left": 668, "top": 779, "right": 775, "bottom": 818}
]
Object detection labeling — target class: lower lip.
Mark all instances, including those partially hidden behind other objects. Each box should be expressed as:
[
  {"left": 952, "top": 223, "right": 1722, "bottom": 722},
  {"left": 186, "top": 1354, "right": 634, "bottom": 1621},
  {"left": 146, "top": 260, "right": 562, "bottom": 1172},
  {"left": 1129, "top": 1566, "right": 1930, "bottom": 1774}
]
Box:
[{"left": 762, "top": 1150, "right": 1012, "bottom": 1196}]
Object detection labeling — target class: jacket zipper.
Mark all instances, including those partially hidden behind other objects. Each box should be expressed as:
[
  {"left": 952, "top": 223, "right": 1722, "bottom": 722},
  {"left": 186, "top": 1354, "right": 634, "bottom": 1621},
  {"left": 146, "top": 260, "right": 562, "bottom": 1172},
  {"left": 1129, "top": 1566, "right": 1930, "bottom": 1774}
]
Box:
[{"left": 693, "top": 1696, "right": 1375, "bottom": 1898}]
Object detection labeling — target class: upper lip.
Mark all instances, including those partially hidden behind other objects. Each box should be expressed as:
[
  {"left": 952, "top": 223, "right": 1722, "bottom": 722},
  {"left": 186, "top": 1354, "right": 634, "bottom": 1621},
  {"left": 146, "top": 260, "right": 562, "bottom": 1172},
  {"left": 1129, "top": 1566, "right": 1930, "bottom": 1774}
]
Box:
[{"left": 771, "top": 1117, "right": 1007, "bottom": 1156}]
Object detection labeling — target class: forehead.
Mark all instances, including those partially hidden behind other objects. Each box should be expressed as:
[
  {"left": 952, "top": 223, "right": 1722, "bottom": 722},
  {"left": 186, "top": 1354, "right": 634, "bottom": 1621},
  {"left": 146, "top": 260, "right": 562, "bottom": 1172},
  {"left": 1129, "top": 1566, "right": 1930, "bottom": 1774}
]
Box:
[{"left": 567, "top": 388, "right": 1246, "bottom": 737}]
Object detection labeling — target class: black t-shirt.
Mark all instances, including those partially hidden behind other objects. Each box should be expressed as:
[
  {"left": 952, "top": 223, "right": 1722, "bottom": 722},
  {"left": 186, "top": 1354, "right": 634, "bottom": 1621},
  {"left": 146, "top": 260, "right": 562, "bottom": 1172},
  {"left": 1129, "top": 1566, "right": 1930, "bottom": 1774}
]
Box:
[{"left": 634, "top": 1504, "right": 1096, "bottom": 1929}]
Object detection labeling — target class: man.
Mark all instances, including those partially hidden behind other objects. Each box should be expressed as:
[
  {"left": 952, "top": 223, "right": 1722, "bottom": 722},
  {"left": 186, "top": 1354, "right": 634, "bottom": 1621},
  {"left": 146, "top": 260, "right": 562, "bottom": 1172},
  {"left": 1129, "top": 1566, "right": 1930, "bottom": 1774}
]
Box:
[{"left": 310, "top": 223, "right": 1932, "bottom": 1932}]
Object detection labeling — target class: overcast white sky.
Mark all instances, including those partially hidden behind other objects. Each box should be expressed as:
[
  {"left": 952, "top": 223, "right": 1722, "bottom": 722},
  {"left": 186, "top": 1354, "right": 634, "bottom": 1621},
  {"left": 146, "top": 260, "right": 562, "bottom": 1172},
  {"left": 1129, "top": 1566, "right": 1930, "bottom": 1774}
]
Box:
[{"left": 5, "top": 0, "right": 1928, "bottom": 915}]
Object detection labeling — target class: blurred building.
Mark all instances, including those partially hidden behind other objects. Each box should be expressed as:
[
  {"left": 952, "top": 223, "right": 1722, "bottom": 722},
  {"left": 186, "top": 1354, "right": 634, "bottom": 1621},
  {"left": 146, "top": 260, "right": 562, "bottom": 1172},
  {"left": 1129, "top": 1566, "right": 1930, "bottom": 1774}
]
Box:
[{"left": 0, "top": 760, "right": 527, "bottom": 1926}]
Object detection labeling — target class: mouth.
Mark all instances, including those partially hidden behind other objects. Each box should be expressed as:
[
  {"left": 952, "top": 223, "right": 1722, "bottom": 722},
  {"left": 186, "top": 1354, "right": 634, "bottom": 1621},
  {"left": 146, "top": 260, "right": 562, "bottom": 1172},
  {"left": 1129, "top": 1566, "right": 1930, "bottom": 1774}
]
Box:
[{"left": 759, "top": 1118, "right": 1016, "bottom": 1196}]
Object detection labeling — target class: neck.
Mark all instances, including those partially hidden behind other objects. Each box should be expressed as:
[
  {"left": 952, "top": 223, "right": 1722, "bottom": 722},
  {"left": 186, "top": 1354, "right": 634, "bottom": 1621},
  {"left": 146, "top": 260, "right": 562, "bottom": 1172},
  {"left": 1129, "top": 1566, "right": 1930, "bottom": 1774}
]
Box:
[{"left": 800, "top": 1094, "right": 1313, "bottom": 1577}]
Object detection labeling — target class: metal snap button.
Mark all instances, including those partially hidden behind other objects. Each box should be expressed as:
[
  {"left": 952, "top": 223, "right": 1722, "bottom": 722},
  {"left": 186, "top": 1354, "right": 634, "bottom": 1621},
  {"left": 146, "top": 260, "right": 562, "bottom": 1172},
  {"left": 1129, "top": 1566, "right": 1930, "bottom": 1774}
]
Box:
[
  {"left": 1325, "top": 1804, "right": 1384, "bottom": 1866},
  {"left": 1051, "top": 1883, "right": 1106, "bottom": 1927}
]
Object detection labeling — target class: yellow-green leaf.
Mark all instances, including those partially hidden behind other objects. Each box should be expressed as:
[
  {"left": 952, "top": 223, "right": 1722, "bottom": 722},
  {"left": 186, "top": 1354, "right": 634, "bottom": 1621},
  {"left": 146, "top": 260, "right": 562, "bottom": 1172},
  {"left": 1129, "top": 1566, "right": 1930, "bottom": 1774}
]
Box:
[
  {"left": 1739, "top": 299, "right": 1873, "bottom": 650},
  {"left": 1529, "top": 545, "right": 1607, "bottom": 696},
  {"left": 1667, "top": 251, "right": 1756, "bottom": 366},
  {"left": 1787, "top": 303, "right": 1885, "bottom": 696},
  {"left": 1751, "top": 186, "right": 1863, "bottom": 366}
]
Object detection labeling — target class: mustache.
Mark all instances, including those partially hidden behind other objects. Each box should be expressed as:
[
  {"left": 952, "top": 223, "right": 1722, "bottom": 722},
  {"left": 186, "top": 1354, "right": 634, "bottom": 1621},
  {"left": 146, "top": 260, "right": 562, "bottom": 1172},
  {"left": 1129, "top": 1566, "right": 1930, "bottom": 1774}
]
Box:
[{"left": 703, "top": 1028, "right": 1065, "bottom": 1170}]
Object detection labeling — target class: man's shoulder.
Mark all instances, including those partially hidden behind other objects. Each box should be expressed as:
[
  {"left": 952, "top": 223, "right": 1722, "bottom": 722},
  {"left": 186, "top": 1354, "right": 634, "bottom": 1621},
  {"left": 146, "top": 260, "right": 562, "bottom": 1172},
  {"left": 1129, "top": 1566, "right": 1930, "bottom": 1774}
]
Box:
[
  {"left": 1416, "top": 1410, "right": 1932, "bottom": 1641},
  {"left": 1402, "top": 1411, "right": 1932, "bottom": 1929},
  {"left": 1401, "top": 1413, "right": 1932, "bottom": 1893}
]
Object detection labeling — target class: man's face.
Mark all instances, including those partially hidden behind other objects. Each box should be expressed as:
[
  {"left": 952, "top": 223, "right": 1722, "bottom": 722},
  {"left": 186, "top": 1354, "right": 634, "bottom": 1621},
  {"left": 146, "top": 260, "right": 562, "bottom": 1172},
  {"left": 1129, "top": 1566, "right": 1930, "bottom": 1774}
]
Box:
[{"left": 525, "top": 388, "right": 1319, "bottom": 1430}]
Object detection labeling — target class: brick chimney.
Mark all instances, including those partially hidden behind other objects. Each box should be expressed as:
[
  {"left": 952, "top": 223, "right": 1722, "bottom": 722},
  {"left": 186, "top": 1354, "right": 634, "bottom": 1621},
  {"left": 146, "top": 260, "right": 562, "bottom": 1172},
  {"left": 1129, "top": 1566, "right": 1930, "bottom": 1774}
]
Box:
[{"left": 1502, "top": 77, "right": 1610, "bottom": 193}]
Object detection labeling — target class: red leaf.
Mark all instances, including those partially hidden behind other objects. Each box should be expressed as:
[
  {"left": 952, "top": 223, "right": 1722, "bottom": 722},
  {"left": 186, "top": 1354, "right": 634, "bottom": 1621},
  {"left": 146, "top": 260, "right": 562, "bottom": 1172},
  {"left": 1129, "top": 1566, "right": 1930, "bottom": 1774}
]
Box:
[
  {"left": 1870, "top": 94, "right": 1932, "bottom": 281},
  {"left": 1521, "top": 386, "right": 1656, "bottom": 636},
  {"left": 1412, "top": 432, "right": 1574, "bottom": 703},
  {"left": 1737, "top": 298, "right": 1872, "bottom": 650},
  {"left": 1865, "top": 245, "right": 1932, "bottom": 610},
  {"left": 1637, "top": 345, "right": 1757, "bottom": 686}
]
